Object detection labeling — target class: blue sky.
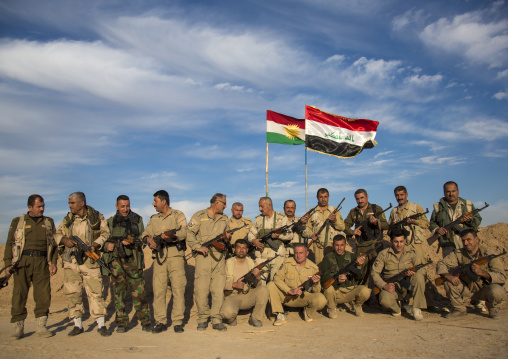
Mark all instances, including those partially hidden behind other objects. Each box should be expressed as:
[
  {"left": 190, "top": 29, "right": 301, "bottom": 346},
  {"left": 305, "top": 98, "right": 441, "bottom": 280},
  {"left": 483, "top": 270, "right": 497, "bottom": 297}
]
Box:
[{"left": 1, "top": 0, "right": 507, "bottom": 242}]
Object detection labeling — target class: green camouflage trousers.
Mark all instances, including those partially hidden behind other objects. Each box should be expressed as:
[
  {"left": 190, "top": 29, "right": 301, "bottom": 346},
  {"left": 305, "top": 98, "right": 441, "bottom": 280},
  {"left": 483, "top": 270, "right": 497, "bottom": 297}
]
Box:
[{"left": 110, "top": 256, "right": 151, "bottom": 326}]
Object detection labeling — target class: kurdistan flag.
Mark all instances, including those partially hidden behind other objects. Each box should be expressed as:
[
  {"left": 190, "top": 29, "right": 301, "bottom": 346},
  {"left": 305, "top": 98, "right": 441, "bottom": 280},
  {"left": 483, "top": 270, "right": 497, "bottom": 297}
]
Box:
[{"left": 266, "top": 110, "right": 305, "bottom": 145}]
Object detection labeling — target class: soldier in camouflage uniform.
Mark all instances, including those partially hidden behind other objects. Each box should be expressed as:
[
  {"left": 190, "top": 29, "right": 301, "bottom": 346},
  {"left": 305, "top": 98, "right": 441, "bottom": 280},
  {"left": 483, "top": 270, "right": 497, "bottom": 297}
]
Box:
[{"left": 103, "top": 195, "right": 151, "bottom": 333}]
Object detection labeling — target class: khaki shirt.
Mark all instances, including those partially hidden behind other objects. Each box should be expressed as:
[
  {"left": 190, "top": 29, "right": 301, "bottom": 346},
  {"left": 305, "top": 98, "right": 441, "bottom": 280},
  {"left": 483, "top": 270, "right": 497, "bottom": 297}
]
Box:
[
  {"left": 273, "top": 257, "right": 321, "bottom": 294},
  {"left": 287, "top": 216, "right": 305, "bottom": 245},
  {"left": 436, "top": 245, "right": 506, "bottom": 291},
  {"left": 55, "top": 212, "right": 109, "bottom": 248},
  {"left": 225, "top": 256, "right": 256, "bottom": 291},
  {"left": 388, "top": 201, "right": 429, "bottom": 244},
  {"left": 187, "top": 209, "right": 229, "bottom": 254},
  {"left": 248, "top": 212, "right": 292, "bottom": 243},
  {"left": 303, "top": 206, "right": 345, "bottom": 246},
  {"left": 344, "top": 203, "right": 389, "bottom": 240},
  {"left": 142, "top": 209, "right": 187, "bottom": 258},
  {"left": 228, "top": 217, "right": 253, "bottom": 244},
  {"left": 371, "top": 246, "right": 422, "bottom": 289}
]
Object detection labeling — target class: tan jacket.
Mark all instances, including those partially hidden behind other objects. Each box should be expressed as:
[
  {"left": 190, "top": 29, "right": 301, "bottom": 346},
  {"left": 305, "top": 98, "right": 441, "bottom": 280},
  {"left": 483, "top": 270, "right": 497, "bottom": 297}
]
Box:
[
  {"left": 225, "top": 256, "right": 256, "bottom": 291},
  {"left": 371, "top": 246, "right": 423, "bottom": 289},
  {"left": 303, "top": 206, "right": 345, "bottom": 246},
  {"left": 388, "top": 201, "right": 429, "bottom": 244},
  {"left": 273, "top": 257, "right": 322, "bottom": 294},
  {"left": 142, "top": 209, "right": 187, "bottom": 258},
  {"left": 228, "top": 217, "right": 253, "bottom": 244},
  {"left": 187, "top": 209, "right": 229, "bottom": 254},
  {"left": 248, "top": 212, "right": 292, "bottom": 242}
]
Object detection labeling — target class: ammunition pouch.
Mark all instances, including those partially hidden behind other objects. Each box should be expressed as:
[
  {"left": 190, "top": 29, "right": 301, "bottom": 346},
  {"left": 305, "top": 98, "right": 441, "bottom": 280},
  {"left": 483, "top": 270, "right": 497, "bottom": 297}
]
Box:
[{"left": 74, "top": 248, "right": 86, "bottom": 265}]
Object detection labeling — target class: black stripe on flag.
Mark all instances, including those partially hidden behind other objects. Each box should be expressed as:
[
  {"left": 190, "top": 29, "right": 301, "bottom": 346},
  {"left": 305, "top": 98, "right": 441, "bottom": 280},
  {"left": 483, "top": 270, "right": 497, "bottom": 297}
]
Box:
[{"left": 305, "top": 135, "right": 375, "bottom": 158}]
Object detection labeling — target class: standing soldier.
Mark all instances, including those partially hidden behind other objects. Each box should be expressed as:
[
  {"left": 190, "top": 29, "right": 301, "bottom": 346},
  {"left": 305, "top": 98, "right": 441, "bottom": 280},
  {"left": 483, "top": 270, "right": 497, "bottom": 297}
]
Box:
[
  {"left": 187, "top": 193, "right": 231, "bottom": 332},
  {"left": 55, "top": 192, "right": 111, "bottom": 336},
  {"left": 430, "top": 181, "right": 482, "bottom": 258},
  {"left": 303, "top": 188, "right": 345, "bottom": 265},
  {"left": 142, "top": 190, "right": 187, "bottom": 334},
  {"left": 103, "top": 195, "right": 151, "bottom": 333},
  {"left": 228, "top": 202, "right": 253, "bottom": 246},
  {"left": 4, "top": 194, "right": 57, "bottom": 340},
  {"left": 344, "top": 189, "right": 389, "bottom": 285},
  {"left": 283, "top": 200, "right": 307, "bottom": 258},
  {"left": 248, "top": 197, "right": 291, "bottom": 283}
]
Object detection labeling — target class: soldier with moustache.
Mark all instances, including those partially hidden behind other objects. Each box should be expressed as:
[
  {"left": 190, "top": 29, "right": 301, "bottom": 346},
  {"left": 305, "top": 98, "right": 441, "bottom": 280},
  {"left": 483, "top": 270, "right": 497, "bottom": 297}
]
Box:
[
  {"left": 55, "top": 192, "right": 111, "bottom": 336},
  {"left": 248, "top": 197, "right": 292, "bottom": 284},
  {"left": 283, "top": 199, "right": 307, "bottom": 258},
  {"left": 303, "top": 188, "right": 345, "bottom": 265},
  {"left": 142, "top": 190, "right": 187, "bottom": 334},
  {"left": 103, "top": 195, "right": 151, "bottom": 333},
  {"left": 4, "top": 194, "right": 58, "bottom": 340},
  {"left": 187, "top": 193, "right": 231, "bottom": 332},
  {"left": 228, "top": 202, "right": 253, "bottom": 246}
]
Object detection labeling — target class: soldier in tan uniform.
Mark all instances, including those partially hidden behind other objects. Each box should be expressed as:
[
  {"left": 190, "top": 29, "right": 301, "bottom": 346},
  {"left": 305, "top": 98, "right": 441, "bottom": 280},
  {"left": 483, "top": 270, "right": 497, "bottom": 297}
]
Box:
[
  {"left": 228, "top": 202, "right": 253, "bottom": 246},
  {"left": 344, "top": 189, "right": 389, "bottom": 285},
  {"left": 187, "top": 193, "right": 231, "bottom": 332},
  {"left": 4, "top": 194, "right": 57, "bottom": 340},
  {"left": 371, "top": 227, "right": 427, "bottom": 321},
  {"left": 437, "top": 229, "right": 507, "bottom": 319},
  {"left": 267, "top": 244, "right": 327, "bottom": 325},
  {"left": 55, "top": 192, "right": 111, "bottom": 336},
  {"left": 303, "top": 188, "right": 345, "bottom": 265},
  {"left": 248, "top": 197, "right": 292, "bottom": 283},
  {"left": 142, "top": 190, "right": 187, "bottom": 334},
  {"left": 283, "top": 200, "right": 307, "bottom": 258},
  {"left": 430, "top": 181, "right": 482, "bottom": 258},
  {"left": 221, "top": 239, "right": 269, "bottom": 327}
]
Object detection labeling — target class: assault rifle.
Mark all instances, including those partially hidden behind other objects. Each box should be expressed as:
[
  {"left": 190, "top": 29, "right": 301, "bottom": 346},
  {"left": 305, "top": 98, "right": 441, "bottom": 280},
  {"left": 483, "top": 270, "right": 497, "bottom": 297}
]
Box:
[
  {"left": 354, "top": 203, "right": 392, "bottom": 242},
  {"left": 107, "top": 235, "right": 135, "bottom": 258},
  {"left": 372, "top": 260, "right": 433, "bottom": 295},
  {"left": 283, "top": 265, "right": 335, "bottom": 303},
  {"left": 187, "top": 225, "right": 249, "bottom": 260},
  {"left": 152, "top": 226, "right": 182, "bottom": 253},
  {"left": 322, "top": 248, "right": 376, "bottom": 290},
  {"left": 427, "top": 203, "right": 489, "bottom": 246},
  {"left": 435, "top": 250, "right": 507, "bottom": 286},
  {"left": 0, "top": 258, "right": 22, "bottom": 290},
  {"left": 71, "top": 236, "right": 115, "bottom": 277},
  {"left": 224, "top": 254, "right": 280, "bottom": 297},
  {"left": 307, "top": 197, "right": 346, "bottom": 248},
  {"left": 389, "top": 209, "right": 429, "bottom": 232}
]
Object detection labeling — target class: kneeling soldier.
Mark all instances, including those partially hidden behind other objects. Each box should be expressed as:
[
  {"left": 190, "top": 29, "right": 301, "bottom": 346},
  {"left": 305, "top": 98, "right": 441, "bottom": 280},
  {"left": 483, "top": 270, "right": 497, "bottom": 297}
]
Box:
[
  {"left": 371, "top": 227, "right": 427, "bottom": 321},
  {"left": 221, "top": 239, "right": 269, "bottom": 327},
  {"left": 321, "top": 234, "right": 371, "bottom": 318},
  {"left": 437, "top": 229, "right": 507, "bottom": 319},
  {"left": 267, "top": 244, "right": 326, "bottom": 326}
]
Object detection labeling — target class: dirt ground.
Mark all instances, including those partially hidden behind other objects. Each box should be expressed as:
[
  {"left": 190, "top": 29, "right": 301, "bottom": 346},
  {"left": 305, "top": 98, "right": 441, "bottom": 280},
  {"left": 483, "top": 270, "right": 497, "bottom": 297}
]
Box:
[{"left": 1, "top": 223, "right": 507, "bottom": 359}]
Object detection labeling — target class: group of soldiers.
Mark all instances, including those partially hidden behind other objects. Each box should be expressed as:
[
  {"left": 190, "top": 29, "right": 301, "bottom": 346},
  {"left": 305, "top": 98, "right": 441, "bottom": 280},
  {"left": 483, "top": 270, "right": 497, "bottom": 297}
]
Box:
[{"left": 3, "top": 181, "right": 507, "bottom": 339}]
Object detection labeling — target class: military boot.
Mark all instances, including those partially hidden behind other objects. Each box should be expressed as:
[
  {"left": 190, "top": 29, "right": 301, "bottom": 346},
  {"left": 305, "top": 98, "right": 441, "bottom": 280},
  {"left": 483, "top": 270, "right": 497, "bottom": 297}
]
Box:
[
  {"left": 11, "top": 321, "right": 24, "bottom": 340},
  {"left": 35, "top": 316, "right": 52, "bottom": 338}
]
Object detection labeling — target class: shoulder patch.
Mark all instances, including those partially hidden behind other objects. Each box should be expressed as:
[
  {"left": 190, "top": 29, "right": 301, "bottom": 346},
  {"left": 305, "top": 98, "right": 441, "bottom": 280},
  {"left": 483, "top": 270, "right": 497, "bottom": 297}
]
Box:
[{"left": 188, "top": 221, "right": 195, "bottom": 227}]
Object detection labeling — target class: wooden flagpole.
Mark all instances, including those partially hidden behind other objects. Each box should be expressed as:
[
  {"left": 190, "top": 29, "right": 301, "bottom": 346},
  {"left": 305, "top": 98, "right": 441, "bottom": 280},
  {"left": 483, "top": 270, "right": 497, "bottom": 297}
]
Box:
[
  {"left": 305, "top": 147, "right": 308, "bottom": 211},
  {"left": 265, "top": 142, "right": 269, "bottom": 196}
]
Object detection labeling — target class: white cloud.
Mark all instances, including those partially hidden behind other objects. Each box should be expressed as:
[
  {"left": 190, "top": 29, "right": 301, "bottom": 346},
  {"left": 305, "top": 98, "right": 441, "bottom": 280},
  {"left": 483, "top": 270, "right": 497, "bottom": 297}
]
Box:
[
  {"left": 420, "top": 156, "right": 465, "bottom": 166},
  {"left": 392, "top": 9, "right": 426, "bottom": 32},
  {"left": 420, "top": 10, "right": 508, "bottom": 68},
  {"left": 270, "top": 181, "right": 298, "bottom": 188},
  {"left": 497, "top": 69, "right": 508, "bottom": 79},
  {"left": 325, "top": 54, "right": 345, "bottom": 64},
  {"left": 374, "top": 150, "right": 394, "bottom": 159},
  {"left": 404, "top": 74, "right": 443, "bottom": 86},
  {"left": 492, "top": 91, "right": 508, "bottom": 100}
]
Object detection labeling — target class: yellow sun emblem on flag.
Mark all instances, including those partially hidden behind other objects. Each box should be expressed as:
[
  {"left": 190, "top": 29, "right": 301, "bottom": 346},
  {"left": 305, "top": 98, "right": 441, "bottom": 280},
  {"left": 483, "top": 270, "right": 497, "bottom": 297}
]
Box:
[{"left": 284, "top": 124, "right": 301, "bottom": 140}]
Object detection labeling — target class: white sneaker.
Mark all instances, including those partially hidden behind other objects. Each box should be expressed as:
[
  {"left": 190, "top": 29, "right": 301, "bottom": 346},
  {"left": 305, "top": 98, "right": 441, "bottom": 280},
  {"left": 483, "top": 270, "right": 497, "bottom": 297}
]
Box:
[
  {"left": 412, "top": 308, "right": 423, "bottom": 321},
  {"left": 273, "top": 313, "right": 287, "bottom": 326}
]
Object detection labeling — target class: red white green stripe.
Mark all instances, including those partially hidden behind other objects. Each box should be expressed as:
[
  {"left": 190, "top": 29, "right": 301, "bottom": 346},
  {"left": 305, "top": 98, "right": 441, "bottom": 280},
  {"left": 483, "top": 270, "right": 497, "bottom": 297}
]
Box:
[{"left": 266, "top": 110, "right": 305, "bottom": 145}]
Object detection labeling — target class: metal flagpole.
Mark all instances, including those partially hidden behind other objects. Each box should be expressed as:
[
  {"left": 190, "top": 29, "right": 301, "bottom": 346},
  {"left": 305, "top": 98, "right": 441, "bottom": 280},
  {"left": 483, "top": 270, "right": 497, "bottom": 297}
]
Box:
[
  {"left": 305, "top": 147, "right": 308, "bottom": 211},
  {"left": 266, "top": 142, "right": 269, "bottom": 196}
]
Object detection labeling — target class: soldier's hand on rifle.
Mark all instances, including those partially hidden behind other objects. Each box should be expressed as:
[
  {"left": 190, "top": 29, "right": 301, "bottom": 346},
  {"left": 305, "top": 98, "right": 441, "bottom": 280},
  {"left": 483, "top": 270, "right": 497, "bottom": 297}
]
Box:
[
  {"left": 463, "top": 213, "right": 473, "bottom": 223},
  {"left": 105, "top": 242, "right": 115, "bottom": 252},
  {"left": 405, "top": 269, "right": 416, "bottom": 277},
  {"left": 145, "top": 236, "right": 157, "bottom": 250},
  {"left": 310, "top": 233, "right": 318, "bottom": 243},
  {"left": 338, "top": 274, "right": 347, "bottom": 284},
  {"left": 271, "top": 231, "right": 280, "bottom": 239},
  {"left": 312, "top": 274, "right": 321, "bottom": 284},
  {"left": 444, "top": 273, "right": 460, "bottom": 286},
  {"left": 252, "top": 268, "right": 261, "bottom": 279},
  {"left": 121, "top": 239, "right": 130, "bottom": 246},
  {"left": 353, "top": 227, "right": 362, "bottom": 236},
  {"left": 436, "top": 227, "right": 449, "bottom": 237},
  {"left": 328, "top": 213, "right": 337, "bottom": 223},
  {"left": 4, "top": 265, "right": 13, "bottom": 276},
  {"left": 406, "top": 218, "right": 416, "bottom": 224},
  {"left": 198, "top": 246, "right": 209, "bottom": 256},
  {"left": 369, "top": 215, "right": 378, "bottom": 225},
  {"left": 252, "top": 238, "right": 264, "bottom": 250},
  {"left": 356, "top": 255, "right": 366, "bottom": 268},
  {"left": 92, "top": 243, "right": 101, "bottom": 252},
  {"left": 225, "top": 231, "right": 232, "bottom": 241},
  {"left": 288, "top": 287, "right": 303, "bottom": 296},
  {"left": 383, "top": 283, "right": 396, "bottom": 293},
  {"left": 49, "top": 264, "right": 57, "bottom": 276},
  {"left": 61, "top": 236, "right": 76, "bottom": 248},
  {"left": 232, "top": 280, "right": 245, "bottom": 290},
  {"left": 300, "top": 214, "right": 309, "bottom": 225},
  {"left": 471, "top": 263, "right": 487, "bottom": 278}
]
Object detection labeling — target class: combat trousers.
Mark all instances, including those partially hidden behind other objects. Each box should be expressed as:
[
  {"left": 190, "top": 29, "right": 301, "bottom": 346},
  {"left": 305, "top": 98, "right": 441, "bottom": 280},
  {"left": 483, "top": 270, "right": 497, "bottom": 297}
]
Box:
[
  {"left": 221, "top": 286, "right": 269, "bottom": 322},
  {"left": 310, "top": 242, "right": 332, "bottom": 266},
  {"left": 152, "top": 255, "right": 186, "bottom": 326},
  {"left": 110, "top": 256, "right": 150, "bottom": 326},
  {"left": 444, "top": 282, "right": 506, "bottom": 312},
  {"left": 355, "top": 240, "right": 382, "bottom": 286},
  {"left": 194, "top": 253, "right": 225, "bottom": 325},
  {"left": 267, "top": 281, "right": 326, "bottom": 317},
  {"left": 410, "top": 242, "right": 436, "bottom": 306},
  {"left": 11, "top": 256, "right": 51, "bottom": 322},
  {"left": 379, "top": 271, "right": 427, "bottom": 312},
  {"left": 324, "top": 285, "right": 371, "bottom": 309},
  {"left": 254, "top": 247, "right": 285, "bottom": 285},
  {"left": 63, "top": 258, "right": 106, "bottom": 319}
]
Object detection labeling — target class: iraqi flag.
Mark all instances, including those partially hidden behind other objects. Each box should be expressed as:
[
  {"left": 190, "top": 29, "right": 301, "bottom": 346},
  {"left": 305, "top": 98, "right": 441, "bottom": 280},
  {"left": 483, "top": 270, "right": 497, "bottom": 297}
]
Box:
[
  {"left": 267, "top": 110, "right": 305, "bottom": 145},
  {"left": 305, "top": 105, "right": 378, "bottom": 158}
]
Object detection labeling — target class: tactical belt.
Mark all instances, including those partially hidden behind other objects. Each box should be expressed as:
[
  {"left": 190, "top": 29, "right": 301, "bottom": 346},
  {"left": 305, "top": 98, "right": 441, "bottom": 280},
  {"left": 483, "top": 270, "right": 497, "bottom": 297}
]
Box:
[{"left": 22, "top": 250, "right": 47, "bottom": 257}]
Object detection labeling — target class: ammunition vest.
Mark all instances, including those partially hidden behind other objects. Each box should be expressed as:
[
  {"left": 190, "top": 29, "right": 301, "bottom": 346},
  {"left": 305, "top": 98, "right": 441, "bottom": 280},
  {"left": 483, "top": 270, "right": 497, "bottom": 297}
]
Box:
[
  {"left": 259, "top": 213, "right": 283, "bottom": 247},
  {"left": 12, "top": 215, "right": 55, "bottom": 263},
  {"left": 433, "top": 198, "right": 473, "bottom": 248},
  {"left": 61, "top": 206, "right": 102, "bottom": 263}
]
